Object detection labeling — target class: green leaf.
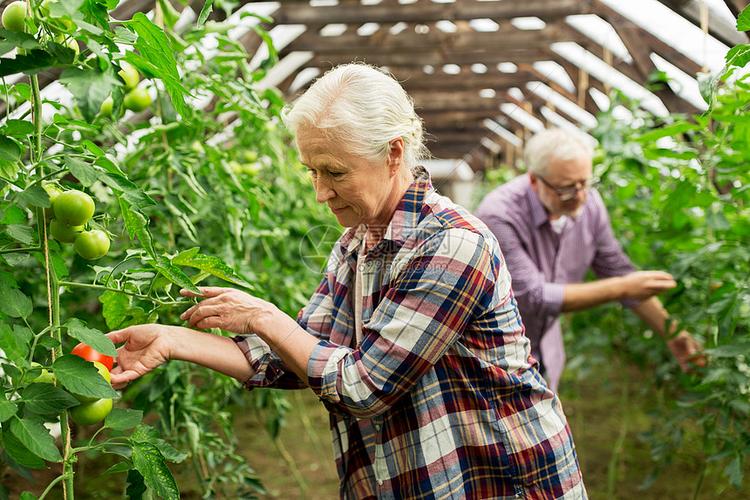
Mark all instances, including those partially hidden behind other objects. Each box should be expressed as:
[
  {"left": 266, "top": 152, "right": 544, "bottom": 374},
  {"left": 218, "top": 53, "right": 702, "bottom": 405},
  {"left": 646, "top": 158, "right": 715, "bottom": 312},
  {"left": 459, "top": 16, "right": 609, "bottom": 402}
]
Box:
[
  {"left": 126, "top": 469, "right": 147, "bottom": 499},
  {"left": 119, "top": 198, "right": 155, "bottom": 258},
  {"left": 0, "top": 29, "right": 41, "bottom": 56},
  {"left": 0, "top": 394, "right": 18, "bottom": 422},
  {"left": 9, "top": 416, "right": 62, "bottom": 462},
  {"left": 197, "top": 0, "right": 214, "bottom": 25},
  {"left": 53, "top": 355, "right": 118, "bottom": 400},
  {"left": 0, "top": 136, "right": 21, "bottom": 179},
  {"left": 100, "top": 290, "right": 130, "bottom": 329},
  {"left": 1, "top": 119, "right": 34, "bottom": 139},
  {"left": 1, "top": 205, "right": 26, "bottom": 224},
  {"left": 101, "top": 170, "right": 155, "bottom": 209},
  {"left": 130, "top": 442, "right": 180, "bottom": 500},
  {"left": 154, "top": 256, "right": 200, "bottom": 293},
  {"left": 725, "top": 44, "right": 750, "bottom": 69},
  {"left": 0, "top": 287, "right": 33, "bottom": 318},
  {"left": 130, "top": 425, "right": 187, "bottom": 463},
  {"left": 724, "top": 454, "right": 743, "bottom": 488},
  {"left": 173, "top": 247, "right": 254, "bottom": 290},
  {"left": 738, "top": 5, "right": 750, "bottom": 31},
  {"left": 60, "top": 67, "right": 120, "bottom": 122},
  {"left": 105, "top": 408, "right": 143, "bottom": 430},
  {"left": 16, "top": 184, "right": 51, "bottom": 209},
  {"left": 20, "top": 383, "right": 80, "bottom": 417},
  {"left": 0, "top": 323, "right": 32, "bottom": 361},
  {"left": 67, "top": 157, "right": 99, "bottom": 187},
  {"left": 103, "top": 461, "right": 133, "bottom": 476},
  {"left": 126, "top": 13, "right": 189, "bottom": 117},
  {"left": 65, "top": 318, "right": 117, "bottom": 357},
  {"left": 19, "top": 492, "right": 36, "bottom": 500},
  {"left": 0, "top": 49, "right": 70, "bottom": 78},
  {"left": 636, "top": 122, "right": 700, "bottom": 143},
  {"left": 1, "top": 428, "right": 46, "bottom": 469},
  {"left": 5, "top": 224, "right": 34, "bottom": 245}
]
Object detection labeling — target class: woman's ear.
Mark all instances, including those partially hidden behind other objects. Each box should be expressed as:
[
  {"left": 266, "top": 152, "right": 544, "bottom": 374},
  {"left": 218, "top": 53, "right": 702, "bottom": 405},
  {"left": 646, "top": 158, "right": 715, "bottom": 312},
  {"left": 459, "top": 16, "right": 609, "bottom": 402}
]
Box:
[{"left": 387, "top": 137, "right": 405, "bottom": 176}]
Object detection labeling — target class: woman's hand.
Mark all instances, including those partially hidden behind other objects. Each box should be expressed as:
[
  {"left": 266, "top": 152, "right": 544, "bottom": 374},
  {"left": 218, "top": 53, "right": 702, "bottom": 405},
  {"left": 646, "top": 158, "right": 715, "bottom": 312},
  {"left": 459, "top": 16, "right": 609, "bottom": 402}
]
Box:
[
  {"left": 179, "top": 287, "right": 278, "bottom": 335},
  {"left": 106, "top": 324, "right": 175, "bottom": 389},
  {"left": 667, "top": 330, "right": 707, "bottom": 372}
]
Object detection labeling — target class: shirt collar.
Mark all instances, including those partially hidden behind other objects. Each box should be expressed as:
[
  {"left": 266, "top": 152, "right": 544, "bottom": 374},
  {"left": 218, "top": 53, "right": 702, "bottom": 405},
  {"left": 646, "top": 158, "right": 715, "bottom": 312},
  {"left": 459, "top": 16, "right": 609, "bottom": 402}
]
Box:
[
  {"left": 525, "top": 178, "right": 550, "bottom": 228},
  {"left": 339, "top": 165, "right": 433, "bottom": 256}
]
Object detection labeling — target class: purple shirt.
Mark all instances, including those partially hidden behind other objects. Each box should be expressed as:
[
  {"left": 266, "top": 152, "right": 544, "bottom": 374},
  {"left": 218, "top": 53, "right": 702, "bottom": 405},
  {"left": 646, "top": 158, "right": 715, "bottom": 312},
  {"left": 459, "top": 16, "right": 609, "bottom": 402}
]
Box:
[{"left": 475, "top": 174, "right": 635, "bottom": 391}]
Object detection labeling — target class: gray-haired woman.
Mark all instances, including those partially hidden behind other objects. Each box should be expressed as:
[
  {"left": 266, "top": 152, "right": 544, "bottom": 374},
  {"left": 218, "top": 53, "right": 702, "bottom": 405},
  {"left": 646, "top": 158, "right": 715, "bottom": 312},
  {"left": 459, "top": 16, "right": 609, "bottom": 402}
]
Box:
[{"left": 108, "top": 64, "right": 587, "bottom": 499}]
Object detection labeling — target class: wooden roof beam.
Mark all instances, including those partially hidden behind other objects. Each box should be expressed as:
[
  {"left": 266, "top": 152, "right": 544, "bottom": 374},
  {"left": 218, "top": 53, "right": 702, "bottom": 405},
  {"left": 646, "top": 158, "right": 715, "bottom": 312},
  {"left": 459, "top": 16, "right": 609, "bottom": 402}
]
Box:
[{"left": 272, "top": 0, "right": 591, "bottom": 25}]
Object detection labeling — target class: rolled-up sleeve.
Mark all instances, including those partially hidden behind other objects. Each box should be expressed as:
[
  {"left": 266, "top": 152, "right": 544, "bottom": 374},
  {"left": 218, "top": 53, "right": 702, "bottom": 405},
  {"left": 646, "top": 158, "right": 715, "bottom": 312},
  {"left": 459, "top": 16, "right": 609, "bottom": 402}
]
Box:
[
  {"left": 482, "top": 214, "right": 563, "bottom": 317},
  {"left": 234, "top": 257, "right": 339, "bottom": 390},
  {"left": 307, "top": 228, "right": 497, "bottom": 418}
]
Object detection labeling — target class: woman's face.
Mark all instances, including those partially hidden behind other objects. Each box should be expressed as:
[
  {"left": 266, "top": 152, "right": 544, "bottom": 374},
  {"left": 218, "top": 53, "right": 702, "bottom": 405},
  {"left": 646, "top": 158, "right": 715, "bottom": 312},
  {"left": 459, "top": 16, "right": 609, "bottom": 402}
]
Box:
[{"left": 297, "top": 126, "right": 401, "bottom": 228}]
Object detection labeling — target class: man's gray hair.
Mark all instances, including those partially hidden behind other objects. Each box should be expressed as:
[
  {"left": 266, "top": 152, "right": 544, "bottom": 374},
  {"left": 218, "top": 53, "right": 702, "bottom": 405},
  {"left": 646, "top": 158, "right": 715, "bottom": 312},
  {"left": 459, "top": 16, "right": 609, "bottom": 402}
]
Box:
[
  {"left": 282, "top": 63, "right": 428, "bottom": 169},
  {"left": 523, "top": 128, "right": 594, "bottom": 176}
]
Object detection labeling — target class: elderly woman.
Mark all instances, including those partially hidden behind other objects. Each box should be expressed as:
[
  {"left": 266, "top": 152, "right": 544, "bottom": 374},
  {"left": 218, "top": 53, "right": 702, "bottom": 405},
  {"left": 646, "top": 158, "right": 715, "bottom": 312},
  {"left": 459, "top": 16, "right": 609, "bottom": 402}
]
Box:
[{"left": 108, "top": 64, "right": 586, "bottom": 499}]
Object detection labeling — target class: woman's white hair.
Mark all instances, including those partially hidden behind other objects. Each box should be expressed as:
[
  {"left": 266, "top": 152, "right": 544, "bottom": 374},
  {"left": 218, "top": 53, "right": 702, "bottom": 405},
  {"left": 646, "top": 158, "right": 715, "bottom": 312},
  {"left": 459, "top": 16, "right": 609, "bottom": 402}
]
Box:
[
  {"left": 282, "top": 63, "right": 428, "bottom": 170},
  {"left": 523, "top": 128, "right": 594, "bottom": 176}
]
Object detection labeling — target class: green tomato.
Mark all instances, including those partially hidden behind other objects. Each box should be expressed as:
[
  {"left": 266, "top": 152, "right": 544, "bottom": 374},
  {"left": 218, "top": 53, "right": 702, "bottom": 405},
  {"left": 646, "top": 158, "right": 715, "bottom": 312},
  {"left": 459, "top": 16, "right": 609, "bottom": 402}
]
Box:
[
  {"left": 75, "top": 360, "right": 111, "bottom": 403},
  {"left": 99, "top": 95, "right": 113, "bottom": 116},
  {"left": 70, "top": 398, "right": 113, "bottom": 425},
  {"left": 53, "top": 190, "right": 95, "bottom": 226},
  {"left": 2, "top": 1, "right": 27, "bottom": 33},
  {"left": 49, "top": 219, "right": 84, "bottom": 243},
  {"left": 30, "top": 362, "right": 56, "bottom": 384},
  {"left": 118, "top": 61, "right": 140, "bottom": 91},
  {"left": 123, "top": 86, "right": 151, "bottom": 112},
  {"left": 74, "top": 229, "right": 110, "bottom": 260}
]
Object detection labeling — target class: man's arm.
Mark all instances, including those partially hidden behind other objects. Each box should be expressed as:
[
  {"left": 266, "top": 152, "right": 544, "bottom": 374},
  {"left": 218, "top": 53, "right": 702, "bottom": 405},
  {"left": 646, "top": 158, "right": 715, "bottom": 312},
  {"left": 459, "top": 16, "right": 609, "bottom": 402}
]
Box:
[{"left": 561, "top": 271, "right": 677, "bottom": 312}]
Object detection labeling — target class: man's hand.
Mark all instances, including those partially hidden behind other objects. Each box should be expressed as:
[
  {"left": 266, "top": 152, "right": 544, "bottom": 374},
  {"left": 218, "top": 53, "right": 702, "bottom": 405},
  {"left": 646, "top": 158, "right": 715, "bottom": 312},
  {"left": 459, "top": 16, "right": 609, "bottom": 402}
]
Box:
[
  {"left": 667, "top": 330, "right": 707, "bottom": 372},
  {"left": 619, "top": 271, "right": 677, "bottom": 301},
  {"left": 107, "top": 324, "right": 175, "bottom": 389}
]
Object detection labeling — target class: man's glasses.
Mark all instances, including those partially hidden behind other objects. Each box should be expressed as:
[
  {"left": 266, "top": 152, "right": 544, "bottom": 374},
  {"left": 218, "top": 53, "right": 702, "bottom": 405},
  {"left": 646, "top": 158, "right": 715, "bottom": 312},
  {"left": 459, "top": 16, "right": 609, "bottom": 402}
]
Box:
[{"left": 536, "top": 175, "right": 598, "bottom": 201}]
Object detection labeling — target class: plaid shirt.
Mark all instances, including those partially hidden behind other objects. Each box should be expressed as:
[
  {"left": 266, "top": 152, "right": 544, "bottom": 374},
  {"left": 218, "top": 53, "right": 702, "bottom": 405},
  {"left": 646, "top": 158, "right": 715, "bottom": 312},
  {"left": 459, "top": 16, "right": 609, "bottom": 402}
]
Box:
[{"left": 236, "top": 168, "right": 586, "bottom": 499}]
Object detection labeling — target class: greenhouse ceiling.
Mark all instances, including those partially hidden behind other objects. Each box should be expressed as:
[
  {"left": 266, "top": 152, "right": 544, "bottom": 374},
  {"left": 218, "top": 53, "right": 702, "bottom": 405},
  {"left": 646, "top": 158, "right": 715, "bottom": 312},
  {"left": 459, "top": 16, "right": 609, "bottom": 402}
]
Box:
[{"left": 1, "top": 0, "right": 747, "bottom": 169}]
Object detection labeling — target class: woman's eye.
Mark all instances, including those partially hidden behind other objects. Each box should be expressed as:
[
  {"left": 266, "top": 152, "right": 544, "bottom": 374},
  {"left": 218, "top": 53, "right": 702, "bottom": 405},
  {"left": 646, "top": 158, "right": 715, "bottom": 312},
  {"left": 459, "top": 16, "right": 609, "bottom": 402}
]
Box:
[{"left": 329, "top": 171, "right": 345, "bottom": 179}]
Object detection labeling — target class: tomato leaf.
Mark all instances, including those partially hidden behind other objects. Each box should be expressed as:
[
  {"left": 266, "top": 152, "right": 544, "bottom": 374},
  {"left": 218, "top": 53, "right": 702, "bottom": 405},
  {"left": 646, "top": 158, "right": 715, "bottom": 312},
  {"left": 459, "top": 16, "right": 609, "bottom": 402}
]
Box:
[
  {"left": 0, "top": 29, "right": 41, "bottom": 56},
  {"left": 197, "top": 0, "right": 214, "bottom": 25},
  {"left": 53, "top": 355, "right": 118, "bottom": 400},
  {"left": 105, "top": 408, "right": 143, "bottom": 430},
  {"left": 67, "top": 157, "right": 99, "bottom": 187},
  {"left": 126, "top": 13, "right": 189, "bottom": 118},
  {"left": 130, "top": 441, "right": 180, "bottom": 500},
  {"left": 173, "top": 247, "right": 254, "bottom": 290},
  {"left": 0, "top": 49, "right": 71, "bottom": 77},
  {"left": 0, "top": 136, "right": 21, "bottom": 179},
  {"left": 5, "top": 224, "right": 34, "bottom": 245},
  {"left": 65, "top": 318, "right": 117, "bottom": 357},
  {"left": 126, "top": 469, "right": 147, "bottom": 499},
  {"left": 0, "top": 287, "right": 33, "bottom": 318},
  {"left": 154, "top": 256, "right": 200, "bottom": 293},
  {"left": 60, "top": 67, "right": 120, "bottom": 122},
  {"left": 1, "top": 429, "right": 46, "bottom": 469},
  {"left": 0, "top": 393, "right": 18, "bottom": 422},
  {"left": 9, "top": 416, "right": 62, "bottom": 462},
  {"left": 119, "top": 198, "right": 155, "bottom": 258},
  {"left": 737, "top": 5, "right": 750, "bottom": 31},
  {"left": 0, "top": 323, "right": 31, "bottom": 361},
  {"left": 20, "top": 383, "right": 80, "bottom": 417},
  {"left": 16, "top": 184, "right": 50, "bottom": 209}
]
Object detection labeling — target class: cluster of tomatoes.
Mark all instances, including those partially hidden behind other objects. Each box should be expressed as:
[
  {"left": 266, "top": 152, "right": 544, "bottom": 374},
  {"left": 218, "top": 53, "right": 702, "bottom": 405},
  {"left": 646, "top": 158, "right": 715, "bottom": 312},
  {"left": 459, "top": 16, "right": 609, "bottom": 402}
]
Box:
[
  {"left": 45, "top": 186, "right": 111, "bottom": 260},
  {"left": 34, "top": 343, "right": 115, "bottom": 425},
  {"left": 2, "top": 0, "right": 152, "bottom": 115}
]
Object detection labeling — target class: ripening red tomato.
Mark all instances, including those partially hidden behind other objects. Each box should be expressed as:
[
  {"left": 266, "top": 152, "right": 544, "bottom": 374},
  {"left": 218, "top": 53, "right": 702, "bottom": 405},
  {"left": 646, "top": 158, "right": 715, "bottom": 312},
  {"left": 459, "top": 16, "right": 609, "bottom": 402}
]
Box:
[{"left": 71, "top": 343, "right": 114, "bottom": 371}]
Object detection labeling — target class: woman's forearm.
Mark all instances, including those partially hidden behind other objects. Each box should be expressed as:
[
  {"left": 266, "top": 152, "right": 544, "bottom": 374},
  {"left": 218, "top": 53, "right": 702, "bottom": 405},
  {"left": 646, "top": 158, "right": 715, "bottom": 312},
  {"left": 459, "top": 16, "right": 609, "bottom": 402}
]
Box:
[
  {"left": 255, "top": 310, "right": 320, "bottom": 382},
  {"left": 168, "top": 326, "right": 256, "bottom": 382}
]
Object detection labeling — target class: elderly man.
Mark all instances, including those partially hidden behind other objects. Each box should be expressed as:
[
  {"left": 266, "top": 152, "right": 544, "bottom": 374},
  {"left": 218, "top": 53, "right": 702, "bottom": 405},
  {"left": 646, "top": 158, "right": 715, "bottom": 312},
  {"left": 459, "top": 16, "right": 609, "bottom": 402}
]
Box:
[{"left": 475, "top": 128, "right": 702, "bottom": 392}]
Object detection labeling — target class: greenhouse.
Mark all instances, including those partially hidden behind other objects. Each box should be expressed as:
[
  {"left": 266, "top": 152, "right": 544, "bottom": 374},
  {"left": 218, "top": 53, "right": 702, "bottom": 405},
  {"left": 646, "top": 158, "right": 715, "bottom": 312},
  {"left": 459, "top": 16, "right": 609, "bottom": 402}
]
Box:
[{"left": 0, "top": 0, "right": 748, "bottom": 498}]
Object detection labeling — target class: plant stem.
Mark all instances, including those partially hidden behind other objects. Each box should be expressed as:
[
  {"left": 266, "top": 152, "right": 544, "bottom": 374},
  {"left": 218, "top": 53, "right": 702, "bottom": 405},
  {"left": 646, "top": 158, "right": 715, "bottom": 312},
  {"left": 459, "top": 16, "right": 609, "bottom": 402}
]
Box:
[
  {"left": 0, "top": 246, "right": 41, "bottom": 254},
  {"left": 38, "top": 473, "right": 68, "bottom": 500},
  {"left": 33, "top": 71, "right": 75, "bottom": 500},
  {"left": 58, "top": 280, "right": 184, "bottom": 306}
]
